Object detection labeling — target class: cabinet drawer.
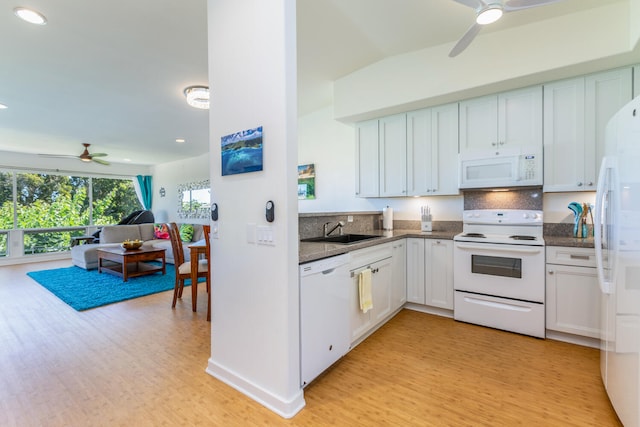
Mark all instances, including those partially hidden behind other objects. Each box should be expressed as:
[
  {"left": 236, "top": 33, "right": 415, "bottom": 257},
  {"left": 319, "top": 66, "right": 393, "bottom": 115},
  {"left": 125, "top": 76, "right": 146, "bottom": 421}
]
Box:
[
  {"left": 546, "top": 246, "right": 596, "bottom": 267},
  {"left": 349, "top": 242, "right": 393, "bottom": 270}
]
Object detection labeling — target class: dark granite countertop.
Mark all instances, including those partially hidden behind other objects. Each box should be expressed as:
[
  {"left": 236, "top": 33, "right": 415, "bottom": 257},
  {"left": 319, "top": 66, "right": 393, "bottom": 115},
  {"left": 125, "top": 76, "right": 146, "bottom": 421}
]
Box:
[
  {"left": 299, "top": 228, "right": 596, "bottom": 264},
  {"left": 299, "top": 229, "right": 457, "bottom": 264},
  {"left": 544, "top": 235, "right": 595, "bottom": 248}
]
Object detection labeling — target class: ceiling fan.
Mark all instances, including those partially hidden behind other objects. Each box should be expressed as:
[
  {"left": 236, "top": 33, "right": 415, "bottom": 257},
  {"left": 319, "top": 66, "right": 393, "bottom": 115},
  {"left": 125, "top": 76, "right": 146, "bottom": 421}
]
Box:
[
  {"left": 39, "top": 143, "right": 110, "bottom": 165},
  {"left": 449, "top": 0, "right": 563, "bottom": 57}
]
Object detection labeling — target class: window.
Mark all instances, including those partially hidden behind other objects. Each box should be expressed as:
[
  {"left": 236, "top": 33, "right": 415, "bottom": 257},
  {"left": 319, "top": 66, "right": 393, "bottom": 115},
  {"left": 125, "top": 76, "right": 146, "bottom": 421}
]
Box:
[{"left": 0, "top": 170, "right": 141, "bottom": 255}]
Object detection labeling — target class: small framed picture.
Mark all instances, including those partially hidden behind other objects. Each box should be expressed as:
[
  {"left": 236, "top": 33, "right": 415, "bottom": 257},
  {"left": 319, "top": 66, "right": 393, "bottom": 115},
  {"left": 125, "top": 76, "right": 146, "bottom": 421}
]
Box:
[
  {"left": 221, "top": 126, "right": 263, "bottom": 176},
  {"left": 298, "top": 163, "right": 315, "bottom": 200}
]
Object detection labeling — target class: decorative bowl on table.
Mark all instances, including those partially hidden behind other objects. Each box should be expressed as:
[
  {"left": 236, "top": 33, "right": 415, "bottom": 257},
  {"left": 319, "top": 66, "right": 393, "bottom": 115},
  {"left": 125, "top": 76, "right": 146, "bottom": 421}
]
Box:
[{"left": 121, "top": 239, "right": 143, "bottom": 250}]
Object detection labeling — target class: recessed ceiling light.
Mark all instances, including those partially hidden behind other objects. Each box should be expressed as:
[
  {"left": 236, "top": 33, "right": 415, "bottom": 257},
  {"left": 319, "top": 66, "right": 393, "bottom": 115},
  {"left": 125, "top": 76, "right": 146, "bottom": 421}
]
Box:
[
  {"left": 0, "top": 103, "right": 7, "bottom": 109},
  {"left": 176, "top": 138, "right": 186, "bottom": 143},
  {"left": 123, "top": 158, "right": 131, "bottom": 162},
  {"left": 14, "top": 7, "right": 47, "bottom": 25},
  {"left": 183, "top": 86, "right": 209, "bottom": 109}
]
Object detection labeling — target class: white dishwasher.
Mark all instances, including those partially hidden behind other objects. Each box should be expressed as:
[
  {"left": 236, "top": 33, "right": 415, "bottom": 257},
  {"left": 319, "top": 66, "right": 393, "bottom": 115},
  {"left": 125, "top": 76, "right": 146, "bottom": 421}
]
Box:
[{"left": 300, "top": 253, "right": 350, "bottom": 387}]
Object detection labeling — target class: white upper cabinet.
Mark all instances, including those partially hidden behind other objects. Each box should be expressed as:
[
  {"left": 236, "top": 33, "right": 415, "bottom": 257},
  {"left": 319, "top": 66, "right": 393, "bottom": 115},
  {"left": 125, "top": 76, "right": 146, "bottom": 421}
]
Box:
[
  {"left": 459, "top": 86, "right": 542, "bottom": 155},
  {"left": 379, "top": 114, "right": 407, "bottom": 197},
  {"left": 407, "top": 104, "right": 459, "bottom": 196},
  {"left": 459, "top": 95, "right": 497, "bottom": 153},
  {"left": 355, "top": 114, "right": 407, "bottom": 198},
  {"left": 544, "top": 68, "right": 632, "bottom": 192},
  {"left": 634, "top": 65, "right": 639, "bottom": 98},
  {"left": 355, "top": 119, "right": 380, "bottom": 197},
  {"left": 543, "top": 77, "right": 586, "bottom": 192}
]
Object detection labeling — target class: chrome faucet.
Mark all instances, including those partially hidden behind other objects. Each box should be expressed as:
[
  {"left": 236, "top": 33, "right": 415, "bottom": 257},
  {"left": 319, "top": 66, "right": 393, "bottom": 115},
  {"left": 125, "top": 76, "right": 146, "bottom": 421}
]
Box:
[{"left": 323, "top": 221, "right": 345, "bottom": 237}]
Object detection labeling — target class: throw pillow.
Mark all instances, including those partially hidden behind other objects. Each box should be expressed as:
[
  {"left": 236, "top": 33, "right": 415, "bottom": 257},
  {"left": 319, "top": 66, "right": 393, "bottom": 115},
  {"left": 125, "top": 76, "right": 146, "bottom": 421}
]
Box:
[
  {"left": 179, "top": 224, "right": 194, "bottom": 242},
  {"left": 154, "top": 223, "right": 170, "bottom": 240}
]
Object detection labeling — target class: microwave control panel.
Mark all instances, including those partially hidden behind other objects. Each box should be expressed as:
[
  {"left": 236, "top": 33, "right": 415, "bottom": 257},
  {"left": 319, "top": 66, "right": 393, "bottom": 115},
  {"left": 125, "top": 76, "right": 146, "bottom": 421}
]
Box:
[{"left": 520, "top": 155, "right": 537, "bottom": 181}]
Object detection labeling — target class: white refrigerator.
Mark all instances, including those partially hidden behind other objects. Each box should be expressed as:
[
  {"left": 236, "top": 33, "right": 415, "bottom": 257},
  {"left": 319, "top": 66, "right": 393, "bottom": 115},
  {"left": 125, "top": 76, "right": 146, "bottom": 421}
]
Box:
[{"left": 596, "top": 95, "right": 640, "bottom": 426}]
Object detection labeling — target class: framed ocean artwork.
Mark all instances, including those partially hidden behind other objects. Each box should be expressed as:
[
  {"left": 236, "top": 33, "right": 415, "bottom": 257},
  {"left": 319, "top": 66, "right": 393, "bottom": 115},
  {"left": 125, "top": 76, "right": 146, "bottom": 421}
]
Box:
[{"left": 221, "top": 126, "right": 263, "bottom": 176}]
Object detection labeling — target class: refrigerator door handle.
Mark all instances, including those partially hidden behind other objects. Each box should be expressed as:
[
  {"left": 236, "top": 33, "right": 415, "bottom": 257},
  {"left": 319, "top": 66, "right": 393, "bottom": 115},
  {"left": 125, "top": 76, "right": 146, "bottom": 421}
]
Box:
[{"left": 595, "top": 156, "right": 612, "bottom": 294}]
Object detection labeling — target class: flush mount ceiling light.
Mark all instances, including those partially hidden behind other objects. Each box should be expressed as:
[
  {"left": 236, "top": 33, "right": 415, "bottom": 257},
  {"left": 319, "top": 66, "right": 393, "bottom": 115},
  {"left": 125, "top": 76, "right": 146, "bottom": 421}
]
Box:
[
  {"left": 14, "top": 7, "right": 47, "bottom": 25},
  {"left": 183, "top": 86, "right": 209, "bottom": 109},
  {"left": 0, "top": 103, "right": 7, "bottom": 109}
]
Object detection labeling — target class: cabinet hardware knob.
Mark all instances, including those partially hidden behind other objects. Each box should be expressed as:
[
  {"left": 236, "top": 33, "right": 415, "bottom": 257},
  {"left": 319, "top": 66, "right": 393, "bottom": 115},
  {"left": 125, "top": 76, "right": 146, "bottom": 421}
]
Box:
[
  {"left": 491, "top": 142, "right": 497, "bottom": 146},
  {"left": 499, "top": 141, "right": 505, "bottom": 145},
  {"left": 548, "top": 270, "right": 554, "bottom": 274},
  {"left": 587, "top": 182, "right": 593, "bottom": 186},
  {"left": 577, "top": 182, "right": 583, "bottom": 187}
]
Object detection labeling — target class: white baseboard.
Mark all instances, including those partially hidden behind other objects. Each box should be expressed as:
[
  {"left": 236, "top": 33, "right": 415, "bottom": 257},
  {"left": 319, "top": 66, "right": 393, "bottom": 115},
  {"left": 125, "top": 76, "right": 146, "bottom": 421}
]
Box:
[{"left": 206, "top": 358, "right": 305, "bottom": 419}]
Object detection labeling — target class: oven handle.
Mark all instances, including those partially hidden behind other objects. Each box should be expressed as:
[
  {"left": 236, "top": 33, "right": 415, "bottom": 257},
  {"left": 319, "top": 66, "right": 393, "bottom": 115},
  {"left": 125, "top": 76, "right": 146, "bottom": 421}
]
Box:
[{"left": 454, "top": 242, "right": 543, "bottom": 254}]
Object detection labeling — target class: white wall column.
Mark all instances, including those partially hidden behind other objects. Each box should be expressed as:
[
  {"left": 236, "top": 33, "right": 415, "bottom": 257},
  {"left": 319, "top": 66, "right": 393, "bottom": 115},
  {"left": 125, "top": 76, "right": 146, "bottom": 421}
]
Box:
[{"left": 205, "top": 0, "right": 303, "bottom": 418}]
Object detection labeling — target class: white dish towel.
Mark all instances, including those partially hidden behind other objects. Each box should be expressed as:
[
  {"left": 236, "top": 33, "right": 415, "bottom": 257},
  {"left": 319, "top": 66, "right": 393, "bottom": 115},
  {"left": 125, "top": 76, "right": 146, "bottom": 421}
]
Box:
[{"left": 358, "top": 268, "right": 373, "bottom": 313}]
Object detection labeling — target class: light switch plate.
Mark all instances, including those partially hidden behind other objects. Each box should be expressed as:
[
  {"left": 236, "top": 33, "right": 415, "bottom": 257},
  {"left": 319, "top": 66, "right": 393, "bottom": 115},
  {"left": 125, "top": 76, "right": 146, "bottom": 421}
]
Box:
[{"left": 257, "top": 225, "right": 275, "bottom": 246}]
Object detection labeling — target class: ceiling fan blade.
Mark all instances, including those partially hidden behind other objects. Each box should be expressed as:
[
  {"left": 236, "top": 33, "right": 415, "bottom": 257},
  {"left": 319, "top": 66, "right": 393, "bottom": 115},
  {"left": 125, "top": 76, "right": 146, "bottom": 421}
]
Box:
[
  {"left": 449, "top": 23, "right": 482, "bottom": 57},
  {"left": 92, "top": 158, "right": 110, "bottom": 166},
  {"left": 452, "top": 0, "right": 484, "bottom": 8},
  {"left": 504, "top": 0, "right": 563, "bottom": 11},
  {"left": 89, "top": 152, "right": 108, "bottom": 157},
  {"left": 38, "top": 153, "right": 78, "bottom": 159}
]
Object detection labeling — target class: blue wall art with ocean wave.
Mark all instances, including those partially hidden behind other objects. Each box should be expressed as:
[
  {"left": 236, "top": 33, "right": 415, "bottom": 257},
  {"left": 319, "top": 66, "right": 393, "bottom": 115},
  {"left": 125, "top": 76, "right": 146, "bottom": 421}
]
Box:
[{"left": 221, "top": 126, "right": 263, "bottom": 176}]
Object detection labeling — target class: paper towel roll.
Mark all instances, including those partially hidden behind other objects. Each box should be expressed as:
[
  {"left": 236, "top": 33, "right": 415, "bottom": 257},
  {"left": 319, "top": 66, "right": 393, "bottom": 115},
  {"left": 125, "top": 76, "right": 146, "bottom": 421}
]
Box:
[{"left": 383, "top": 206, "right": 393, "bottom": 230}]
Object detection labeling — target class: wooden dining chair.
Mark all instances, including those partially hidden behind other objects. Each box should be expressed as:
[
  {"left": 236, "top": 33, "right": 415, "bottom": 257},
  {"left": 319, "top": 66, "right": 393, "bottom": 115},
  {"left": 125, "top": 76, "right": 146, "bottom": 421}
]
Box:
[
  {"left": 168, "top": 222, "right": 208, "bottom": 311},
  {"left": 203, "top": 224, "right": 211, "bottom": 321}
]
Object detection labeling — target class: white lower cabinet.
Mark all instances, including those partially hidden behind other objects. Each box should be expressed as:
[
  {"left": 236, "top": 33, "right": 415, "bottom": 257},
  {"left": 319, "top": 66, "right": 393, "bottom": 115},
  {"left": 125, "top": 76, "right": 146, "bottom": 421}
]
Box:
[
  {"left": 406, "top": 238, "right": 454, "bottom": 310},
  {"left": 349, "top": 243, "right": 393, "bottom": 344},
  {"left": 391, "top": 239, "right": 407, "bottom": 311},
  {"left": 546, "top": 246, "right": 601, "bottom": 339}
]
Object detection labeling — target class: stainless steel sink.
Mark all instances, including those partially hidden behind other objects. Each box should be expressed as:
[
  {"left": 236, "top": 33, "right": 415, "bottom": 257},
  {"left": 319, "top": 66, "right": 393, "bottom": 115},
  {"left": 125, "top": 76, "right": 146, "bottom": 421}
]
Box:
[{"left": 301, "top": 234, "right": 381, "bottom": 244}]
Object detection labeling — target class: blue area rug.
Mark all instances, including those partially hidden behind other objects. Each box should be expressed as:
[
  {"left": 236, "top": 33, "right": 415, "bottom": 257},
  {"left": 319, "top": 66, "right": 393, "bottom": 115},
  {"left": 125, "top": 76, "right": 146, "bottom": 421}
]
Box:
[{"left": 27, "top": 263, "right": 190, "bottom": 311}]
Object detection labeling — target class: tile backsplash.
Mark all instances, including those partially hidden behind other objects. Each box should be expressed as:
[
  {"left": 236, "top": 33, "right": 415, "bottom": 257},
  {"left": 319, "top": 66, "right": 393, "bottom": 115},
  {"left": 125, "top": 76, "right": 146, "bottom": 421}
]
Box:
[{"left": 463, "top": 188, "right": 543, "bottom": 211}]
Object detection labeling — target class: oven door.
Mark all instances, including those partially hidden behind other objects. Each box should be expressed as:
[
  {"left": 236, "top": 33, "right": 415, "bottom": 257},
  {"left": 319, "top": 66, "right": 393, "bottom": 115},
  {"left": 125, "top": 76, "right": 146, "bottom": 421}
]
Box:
[{"left": 453, "top": 241, "right": 545, "bottom": 302}]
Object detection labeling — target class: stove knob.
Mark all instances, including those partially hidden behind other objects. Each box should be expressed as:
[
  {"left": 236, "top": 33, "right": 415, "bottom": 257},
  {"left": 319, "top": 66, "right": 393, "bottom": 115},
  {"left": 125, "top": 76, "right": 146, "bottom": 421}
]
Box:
[{"left": 522, "top": 213, "right": 530, "bottom": 219}]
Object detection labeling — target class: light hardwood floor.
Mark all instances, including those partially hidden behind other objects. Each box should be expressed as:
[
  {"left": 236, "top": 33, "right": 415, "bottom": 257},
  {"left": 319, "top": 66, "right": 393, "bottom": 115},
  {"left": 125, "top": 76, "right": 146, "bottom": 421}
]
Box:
[{"left": 1, "top": 260, "right": 622, "bottom": 426}]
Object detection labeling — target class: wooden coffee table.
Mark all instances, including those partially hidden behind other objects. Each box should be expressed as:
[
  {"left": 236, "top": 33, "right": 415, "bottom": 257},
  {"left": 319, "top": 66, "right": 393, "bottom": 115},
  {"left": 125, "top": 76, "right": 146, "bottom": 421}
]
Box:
[{"left": 97, "top": 247, "right": 166, "bottom": 282}]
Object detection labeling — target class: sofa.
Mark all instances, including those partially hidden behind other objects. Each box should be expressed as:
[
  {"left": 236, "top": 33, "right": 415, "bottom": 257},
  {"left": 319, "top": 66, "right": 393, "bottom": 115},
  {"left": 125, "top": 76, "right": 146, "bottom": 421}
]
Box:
[{"left": 71, "top": 223, "right": 205, "bottom": 270}]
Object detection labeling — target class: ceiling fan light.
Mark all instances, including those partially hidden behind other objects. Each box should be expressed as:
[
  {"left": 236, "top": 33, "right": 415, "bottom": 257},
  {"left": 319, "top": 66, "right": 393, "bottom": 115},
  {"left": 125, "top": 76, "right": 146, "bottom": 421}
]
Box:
[
  {"left": 14, "top": 7, "right": 47, "bottom": 25},
  {"left": 476, "top": 6, "right": 503, "bottom": 25},
  {"left": 80, "top": 157, "right": 91, "bottom": 162},
  {"left": 183, "top": 86, "right": 210, "bottom": 109}
]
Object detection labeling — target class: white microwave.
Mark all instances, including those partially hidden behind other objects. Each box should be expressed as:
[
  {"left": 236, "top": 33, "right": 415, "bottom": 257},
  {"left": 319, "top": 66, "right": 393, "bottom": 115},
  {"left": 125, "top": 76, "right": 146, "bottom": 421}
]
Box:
[{"left": 459, "top": 148, "right": 542, "bottom": 189}]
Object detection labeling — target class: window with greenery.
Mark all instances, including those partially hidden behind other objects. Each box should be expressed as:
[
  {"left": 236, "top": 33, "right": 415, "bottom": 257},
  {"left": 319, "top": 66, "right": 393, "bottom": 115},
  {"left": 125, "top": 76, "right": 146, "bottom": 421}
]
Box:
[{"left": 0, "top": 171, "right": 141, "bottom": 255}]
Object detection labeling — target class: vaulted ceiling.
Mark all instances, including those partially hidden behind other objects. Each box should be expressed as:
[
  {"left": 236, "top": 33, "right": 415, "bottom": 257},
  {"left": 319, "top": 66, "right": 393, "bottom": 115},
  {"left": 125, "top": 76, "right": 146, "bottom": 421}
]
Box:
[{"left": 0, "top": 0, "right": 628, "bottom": 166}]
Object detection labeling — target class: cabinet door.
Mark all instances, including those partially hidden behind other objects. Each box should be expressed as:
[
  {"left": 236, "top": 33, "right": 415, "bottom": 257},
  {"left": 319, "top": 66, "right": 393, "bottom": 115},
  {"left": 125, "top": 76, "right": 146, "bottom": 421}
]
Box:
[
  {"left": 379, "top": 114, "right": 407, "bottom": 197},
  {"left": 350, "top": 266, "right": 372, "bottom": 343},
  {"left": 498, "top": 86, "right": 542, "bottom": 150},
  {"left": 585, "top": 67, "right": 632, "bottom": 189},
  {"left": 635, "top": 65, "right": 640, "bottom": 98},
  {"left": 543, "top": 77, "right": 586, "bottom": 192},
  {"left": 546, "top": 264, "right": 601, "bottom": 338},
  {"left": 431, "top": 103, "right": 459, "bottom": 196},
  {"left": 371, "top": 257, "right": 393, "bottom": 324},
  {"left": 355, "top": 119, "right": 379, "bottom": 197},
  {"left": 459, "top": 95, "right": 497, "bottom": 153},
  {"left": 391, "top": 240, "right": 407, "bottom": 310},
  {"left": 406, "top": 238, "right": 425, "bottom": 304},
  {"left": 425, "top": 240, "right": 453, "bottom": 309},
  {"left": 407, "top": 109, "right": 432, "bottom": 196}
]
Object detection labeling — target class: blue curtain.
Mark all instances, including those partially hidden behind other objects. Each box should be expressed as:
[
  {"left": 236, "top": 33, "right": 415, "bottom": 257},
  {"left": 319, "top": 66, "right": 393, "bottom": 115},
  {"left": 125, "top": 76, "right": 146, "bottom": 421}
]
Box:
[{"left": 136, "top": 175, "right": 153, "bottom": 210}]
